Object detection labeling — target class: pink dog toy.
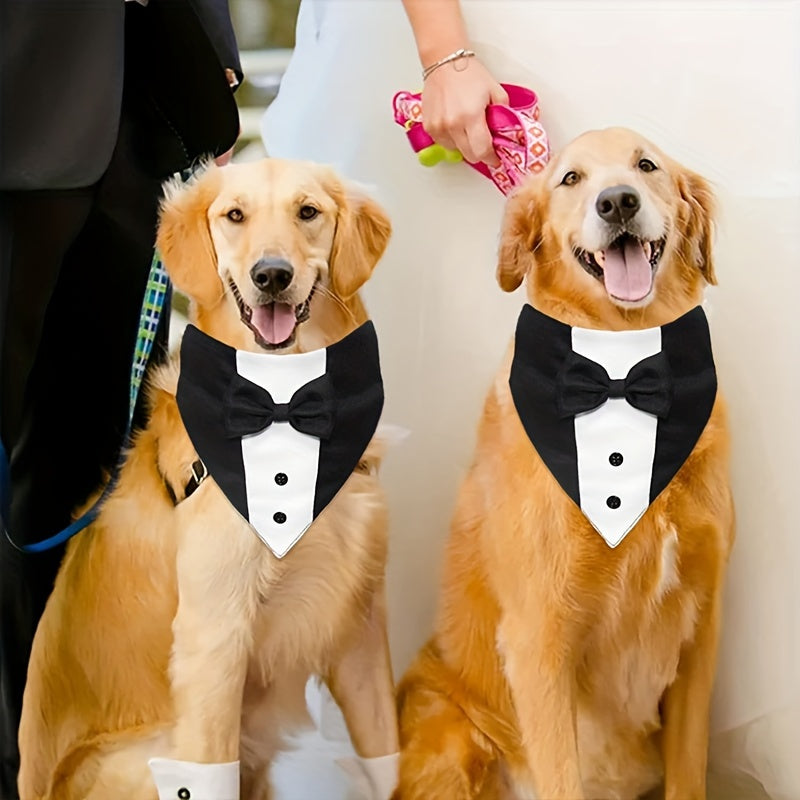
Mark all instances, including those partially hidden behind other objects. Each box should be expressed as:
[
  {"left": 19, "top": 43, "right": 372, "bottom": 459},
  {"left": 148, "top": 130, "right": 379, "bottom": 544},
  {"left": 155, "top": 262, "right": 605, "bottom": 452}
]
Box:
[{"left": 392, "top": 83, "right": 551, "bottom": 196}]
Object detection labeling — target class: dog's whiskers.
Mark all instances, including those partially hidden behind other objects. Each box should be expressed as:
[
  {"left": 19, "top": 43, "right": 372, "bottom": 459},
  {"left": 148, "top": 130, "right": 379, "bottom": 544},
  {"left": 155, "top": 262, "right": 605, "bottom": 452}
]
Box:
[
  {"left": 536, "top": 255, "right": 563, "bottom": 270},
  {"left": 316, "top": 283, "right": 358, "bottom": 324}
]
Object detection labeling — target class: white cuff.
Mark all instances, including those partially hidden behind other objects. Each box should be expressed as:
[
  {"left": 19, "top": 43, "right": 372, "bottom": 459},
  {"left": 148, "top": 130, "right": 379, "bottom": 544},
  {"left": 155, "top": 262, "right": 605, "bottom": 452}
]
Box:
[
  {"left": 148, "top": 758, "right": 240, "bottom": 800},
  {"left": 336, "top": 752, "right": 399, "bottom": 800}
]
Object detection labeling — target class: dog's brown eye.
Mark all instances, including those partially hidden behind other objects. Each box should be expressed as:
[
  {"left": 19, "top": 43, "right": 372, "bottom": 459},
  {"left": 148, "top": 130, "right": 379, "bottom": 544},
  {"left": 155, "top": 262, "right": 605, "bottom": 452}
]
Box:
[
  {"left": 560, "top": 171, "right": 580, "bottom": 187},
  {"left": 226, "top": 208, "right": 245, "bottom": 223},
  {"left": 638, "top": 158, "right": 658, "bottom": 173},
  {"left": 298, "top": 205, "right": 320, "bottom": 221}
]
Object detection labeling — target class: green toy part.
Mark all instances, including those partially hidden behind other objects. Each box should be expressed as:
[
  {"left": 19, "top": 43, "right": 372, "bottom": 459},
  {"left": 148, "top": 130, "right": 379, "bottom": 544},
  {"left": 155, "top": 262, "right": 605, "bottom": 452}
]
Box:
[{"left": 418, "top": 144, "right": 463, "bottom": 167}]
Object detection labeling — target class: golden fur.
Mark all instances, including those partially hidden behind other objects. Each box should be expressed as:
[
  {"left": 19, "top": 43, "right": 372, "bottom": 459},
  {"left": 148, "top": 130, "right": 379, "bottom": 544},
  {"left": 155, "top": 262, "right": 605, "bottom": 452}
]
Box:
[
  {"left": 18, "top": 159, "right": 399, "bottom": 800},
  {"left": 393, "top": 128, "right": 735, "bottom": 800}
]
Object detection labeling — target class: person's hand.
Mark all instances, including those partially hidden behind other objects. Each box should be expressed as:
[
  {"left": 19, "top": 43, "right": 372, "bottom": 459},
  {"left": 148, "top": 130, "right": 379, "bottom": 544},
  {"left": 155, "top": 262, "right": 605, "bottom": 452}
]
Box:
[
  {"left": 214, "top": 146, "right": 235, "bottom": 167},
  {"left": 421, "top": 59, "right": 508, "bottom": 166},
  {"left": 214, "top": 123, "right": 241, "bottom": 167}
]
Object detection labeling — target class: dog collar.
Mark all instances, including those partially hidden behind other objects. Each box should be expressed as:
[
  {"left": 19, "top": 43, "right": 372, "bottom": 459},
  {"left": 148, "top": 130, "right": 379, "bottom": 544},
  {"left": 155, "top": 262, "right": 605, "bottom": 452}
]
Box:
[
  {"left": 509, "top": 304, "right": 717, "bottom": 547},
  {"left": 176, "top": 321, "right": 384, "bottom": 558}
]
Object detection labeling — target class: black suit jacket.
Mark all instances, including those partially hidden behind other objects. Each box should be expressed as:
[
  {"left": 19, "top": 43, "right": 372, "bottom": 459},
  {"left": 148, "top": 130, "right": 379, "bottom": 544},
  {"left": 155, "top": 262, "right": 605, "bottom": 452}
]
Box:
[{"left": 0, "top": 0, "right": 242, "bottom": 190}]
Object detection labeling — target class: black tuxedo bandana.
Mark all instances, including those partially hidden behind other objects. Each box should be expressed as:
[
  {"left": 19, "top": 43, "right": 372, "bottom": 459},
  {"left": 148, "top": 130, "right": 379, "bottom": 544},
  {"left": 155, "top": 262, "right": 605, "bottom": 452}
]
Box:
[
  {"left": 509, "top": 304, "right": 717, "bottom": 547},
  {"left": 177, "top": 322, "right": 384, "bottom": 557}
]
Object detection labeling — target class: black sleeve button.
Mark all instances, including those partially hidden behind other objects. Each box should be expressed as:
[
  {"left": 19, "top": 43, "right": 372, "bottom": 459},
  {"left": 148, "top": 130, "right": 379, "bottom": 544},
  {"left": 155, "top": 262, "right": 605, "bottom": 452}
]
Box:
[
  {"left": 177, "top": 789, "right": 191, "bottom": 800},
  {"left": 606, "top": 495, "right": 621, "bottom": 509},
  {"left": 609, "top": 452, "right": 623, "bottom": 467},
  {"left": 273, "top": 511, "right": 287, "bottom": 524},
  {"left": 274, "top": 472, "right": 288, "bottom": 486}
]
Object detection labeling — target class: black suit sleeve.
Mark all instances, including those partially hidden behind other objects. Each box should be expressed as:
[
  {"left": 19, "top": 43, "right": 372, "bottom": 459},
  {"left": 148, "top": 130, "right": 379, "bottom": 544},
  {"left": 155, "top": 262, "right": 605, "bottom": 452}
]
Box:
[
  {"left": 189, "top": 0, "right": 243, "bottom": 86},
  {"left": 0, "top": 2, "right": 125, "bottom": 190},
  {"left": 123, "top": 0, "right": 241, "bottom": 177},
  {"left": 0, "top": 0, "right": 242, "bottom": 189}
]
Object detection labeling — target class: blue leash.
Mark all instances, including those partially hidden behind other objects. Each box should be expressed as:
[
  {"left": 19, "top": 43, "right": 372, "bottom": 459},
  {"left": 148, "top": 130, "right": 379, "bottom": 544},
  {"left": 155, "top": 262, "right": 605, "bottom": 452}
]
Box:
[{"left": 1, "top": 253, "right": 172, "bottom": 553}]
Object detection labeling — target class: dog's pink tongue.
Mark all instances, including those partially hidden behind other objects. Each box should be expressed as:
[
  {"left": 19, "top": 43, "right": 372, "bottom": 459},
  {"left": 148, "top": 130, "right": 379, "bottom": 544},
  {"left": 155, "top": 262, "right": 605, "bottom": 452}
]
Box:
[
  {"left": 251, "top": 302, "right": 296, "bottom": 344},
  {"left": 602, "top": 239, "right": 653, "bottom": 302}
]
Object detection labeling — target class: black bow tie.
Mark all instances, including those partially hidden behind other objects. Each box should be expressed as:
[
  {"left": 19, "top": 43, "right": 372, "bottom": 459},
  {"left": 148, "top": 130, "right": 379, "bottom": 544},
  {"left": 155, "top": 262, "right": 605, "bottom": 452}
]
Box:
[
  {"left": 224, "top": 373, "right": 336, "bottom": 440},
  {"left": 556, "top": 350, "right": 673, "bottom": 419}
]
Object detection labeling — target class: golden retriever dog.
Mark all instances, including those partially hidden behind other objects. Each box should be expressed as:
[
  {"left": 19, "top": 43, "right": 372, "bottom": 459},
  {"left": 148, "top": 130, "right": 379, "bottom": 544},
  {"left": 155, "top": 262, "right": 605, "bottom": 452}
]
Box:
[
  {"left": 394, "top": 128, "right": 734, "bottom": 800},
  {"left": 18, "top": 159, "right": 399, "bottom": 799}
]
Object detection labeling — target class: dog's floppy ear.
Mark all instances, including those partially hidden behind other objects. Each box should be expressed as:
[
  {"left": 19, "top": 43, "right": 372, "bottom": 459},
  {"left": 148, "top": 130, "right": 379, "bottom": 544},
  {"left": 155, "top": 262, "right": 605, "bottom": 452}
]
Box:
[
  {"left": 497, "top": 182, "right": 543, "bottom": 292},
  {"left": 676, "top": 168, "right": 717, "bottom": 285},
  {"left": 156, "top": 165, "right": 225, "bottom": 307},
  {"left": 324, "top": 175, "right": 392, "bottom": 299}
]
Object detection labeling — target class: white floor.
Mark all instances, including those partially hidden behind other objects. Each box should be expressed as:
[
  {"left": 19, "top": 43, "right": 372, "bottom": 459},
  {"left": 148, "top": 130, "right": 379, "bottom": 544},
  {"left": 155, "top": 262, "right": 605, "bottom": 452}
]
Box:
[
  {"left": 271, "top": 682, "right": 363, "bottom": 800},
  {"left": 272, "top": 730, "right": 360, "bottom": 800},
  {"left": 270, "top": 683, "right": 770, "bottom": 800}
]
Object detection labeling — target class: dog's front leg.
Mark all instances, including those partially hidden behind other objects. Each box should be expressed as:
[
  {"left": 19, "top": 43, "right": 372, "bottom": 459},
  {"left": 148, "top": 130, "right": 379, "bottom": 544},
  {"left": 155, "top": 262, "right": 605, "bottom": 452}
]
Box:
[
  {"left": 325, "top": 582, "right": 400, "bottom": 799},
  {"left": 153, "top": 522, "right": 260, "bottom": 799},
  {"left": 498, "top": 604, "right": 585, "bottom": 800},
  {"left": 661, "top": 572, "right": 725, "bottom": 800}
]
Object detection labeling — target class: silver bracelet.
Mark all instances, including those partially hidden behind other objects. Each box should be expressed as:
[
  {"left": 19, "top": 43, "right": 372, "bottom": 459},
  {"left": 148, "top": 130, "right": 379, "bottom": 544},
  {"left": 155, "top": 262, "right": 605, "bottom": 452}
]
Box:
[{"left": 422, "top": 48, "right": 476, "bottom": 81}]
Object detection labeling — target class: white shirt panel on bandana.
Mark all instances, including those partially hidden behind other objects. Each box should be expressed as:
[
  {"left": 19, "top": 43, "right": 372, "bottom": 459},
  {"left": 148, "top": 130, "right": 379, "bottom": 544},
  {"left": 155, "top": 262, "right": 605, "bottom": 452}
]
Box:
[
  {"left": 571, "top": 325, "right": 662, "bottom": 547},
  {"left": 235, "top": 347, "right": 327, "bottom": 557}
]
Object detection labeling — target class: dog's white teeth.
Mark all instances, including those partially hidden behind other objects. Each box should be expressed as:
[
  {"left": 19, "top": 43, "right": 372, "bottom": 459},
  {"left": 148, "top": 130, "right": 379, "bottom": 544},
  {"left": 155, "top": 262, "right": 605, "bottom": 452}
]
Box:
[
  {"left": 644, "top": 241, "right": 653, "bottom": 260},
  {"left": 593, "top": 250, "right": 606, "bottom": 267}
]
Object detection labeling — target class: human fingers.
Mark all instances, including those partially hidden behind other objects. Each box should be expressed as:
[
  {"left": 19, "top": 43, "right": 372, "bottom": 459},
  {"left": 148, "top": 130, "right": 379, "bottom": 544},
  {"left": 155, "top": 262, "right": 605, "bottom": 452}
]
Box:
[
  {"left": 489, "top": 83, "right": 509, "bottom": 106},
  {"left": 423, "top": 93, "right": 492, "bottom": 162},
  {"left": 422, "top": 60, "right": 503, "bottom": 165},
  {"left": 214, "top": 147, "right": 234, "bottom": 166},
  {"left": 460, "top": 117, "right": 498, "bottom": 166}
]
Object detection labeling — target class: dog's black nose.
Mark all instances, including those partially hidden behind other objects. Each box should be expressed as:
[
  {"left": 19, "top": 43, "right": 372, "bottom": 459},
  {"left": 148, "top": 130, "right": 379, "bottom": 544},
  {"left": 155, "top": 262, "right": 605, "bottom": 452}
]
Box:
[
  {"left": 250, "top": 258, "right": 294, "bottom": 294},
  {"left": 595, "top": 185, "right": 641, "bottom": 224}
]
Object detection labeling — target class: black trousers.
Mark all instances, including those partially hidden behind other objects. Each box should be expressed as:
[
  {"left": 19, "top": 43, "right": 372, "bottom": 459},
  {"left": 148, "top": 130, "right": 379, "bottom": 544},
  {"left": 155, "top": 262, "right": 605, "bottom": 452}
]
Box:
[{"left": 0, "top": 109, "right": 167, "bottom": 798}]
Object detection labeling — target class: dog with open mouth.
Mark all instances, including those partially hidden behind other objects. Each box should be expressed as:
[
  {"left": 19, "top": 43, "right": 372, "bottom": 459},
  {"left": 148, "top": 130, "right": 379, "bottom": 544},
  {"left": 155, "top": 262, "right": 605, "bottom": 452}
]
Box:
[
  {"left": 18, "top": 159, "right": 400, "bottom": 800},
  {"left": 393, "top": 128, "right": 735, "bottom": 800},
  {"left": 572, "top": 182, "right": 666, "bottom": 306}
]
